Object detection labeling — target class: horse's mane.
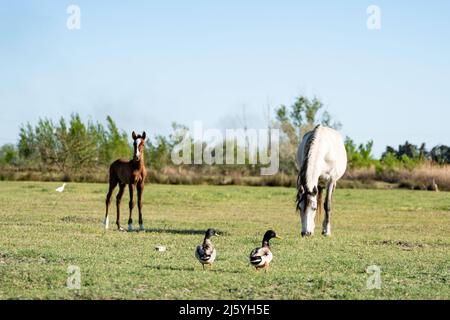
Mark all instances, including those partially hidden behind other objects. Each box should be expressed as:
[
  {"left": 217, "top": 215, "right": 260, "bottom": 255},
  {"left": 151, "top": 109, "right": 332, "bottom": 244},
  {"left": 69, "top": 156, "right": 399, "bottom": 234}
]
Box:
[{"left": 296, "top": 125, "right": 321, "bottom": 211}]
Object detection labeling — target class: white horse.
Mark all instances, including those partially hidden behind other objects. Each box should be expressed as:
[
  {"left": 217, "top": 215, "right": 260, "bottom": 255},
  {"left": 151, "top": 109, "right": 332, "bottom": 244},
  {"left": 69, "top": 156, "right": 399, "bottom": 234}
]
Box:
[{"left": 296, "top": 125, "right": 347, "bottom": 237}]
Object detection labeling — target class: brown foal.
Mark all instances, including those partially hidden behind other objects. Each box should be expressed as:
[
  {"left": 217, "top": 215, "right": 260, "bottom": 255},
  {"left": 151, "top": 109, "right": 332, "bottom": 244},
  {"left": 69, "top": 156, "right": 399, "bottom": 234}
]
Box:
[{"left": 104, "top": 131, "right": 147, "bottom": 231}]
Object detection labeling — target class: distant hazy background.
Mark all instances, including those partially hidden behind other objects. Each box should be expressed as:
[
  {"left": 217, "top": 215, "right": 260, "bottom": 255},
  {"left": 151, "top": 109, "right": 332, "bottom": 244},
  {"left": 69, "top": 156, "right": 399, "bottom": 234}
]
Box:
[{"left": 1, "top": 0, "right": 449, "bottom": 156}]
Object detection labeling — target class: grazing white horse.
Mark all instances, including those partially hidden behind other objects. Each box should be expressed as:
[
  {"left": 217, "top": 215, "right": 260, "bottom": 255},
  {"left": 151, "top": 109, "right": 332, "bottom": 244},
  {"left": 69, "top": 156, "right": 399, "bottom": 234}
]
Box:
[{"left": 296, "top": 125, "right": 347, "bottom": 237}]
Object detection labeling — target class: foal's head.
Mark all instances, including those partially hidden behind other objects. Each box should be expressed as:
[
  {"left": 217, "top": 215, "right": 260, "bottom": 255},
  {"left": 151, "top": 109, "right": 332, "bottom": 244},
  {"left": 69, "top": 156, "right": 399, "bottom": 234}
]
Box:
[
  {"left": 297, "top": 185, "right": 318, "bottom": 237},
  {"left": 132, "top": 131, "right": 146, "bottom": 161}
]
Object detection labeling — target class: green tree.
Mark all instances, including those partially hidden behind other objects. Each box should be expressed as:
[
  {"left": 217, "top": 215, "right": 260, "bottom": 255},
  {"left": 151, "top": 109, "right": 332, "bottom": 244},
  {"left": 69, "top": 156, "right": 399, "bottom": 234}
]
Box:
[
  {"left": 34, "top": 118, "right": 59, "bottom": 168},
  {"left": 147, "top": 135, "right": 171, "bottom": 170},
  {"left": 66, "top": 114, "right": 97, "bottom": 170},
  {"left": 304, "top": 97, "right": 323, "bottom": 126},
  {"left": 16, "top": 114, "right": 129, "bottom": 172},
  {"left": 105, "top": 116, "right": 130, "bottom": 162},
  {"left": 0, "top": 144, "right": 18, "bottom": 165},
  {"left": 430, "top": 145, "right": 450, "bottom": 164},
  {"left": 345, "top": 137, "right": 375, "bottom": 168},
  {"left": 274, "top": 94, "right": 342, "bottom": 174},
  {"left": 321, "top": 111, "right": 342, "bottom": 130},
  {"left": 18, "top": 123, "right": 38, "bottom": 161}
]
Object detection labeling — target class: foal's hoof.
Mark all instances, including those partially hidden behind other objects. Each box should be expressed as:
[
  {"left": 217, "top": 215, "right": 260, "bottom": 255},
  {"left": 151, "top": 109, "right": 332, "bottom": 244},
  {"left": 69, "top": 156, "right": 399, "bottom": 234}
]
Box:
[
  {"left": 322, "top": 230, "right": 331, "bottom": 237},
  {"left": 117, "top": 227, "right": 125, "bottom": 232}
]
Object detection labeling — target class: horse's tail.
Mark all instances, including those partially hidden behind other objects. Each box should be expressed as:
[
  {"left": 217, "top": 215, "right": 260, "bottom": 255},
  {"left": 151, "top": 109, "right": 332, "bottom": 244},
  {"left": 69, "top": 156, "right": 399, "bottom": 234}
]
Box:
[{"left": 316, "top": 186, "right": 323, "bottom": 223}]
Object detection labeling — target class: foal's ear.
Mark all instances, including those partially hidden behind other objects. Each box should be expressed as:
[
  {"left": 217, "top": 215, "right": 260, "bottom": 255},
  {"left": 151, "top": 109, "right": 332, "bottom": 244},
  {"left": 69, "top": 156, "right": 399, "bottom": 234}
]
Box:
[
  {"left": 312, "top": 186, "right": 318, "bottom": 196},
  {"left": 142, "top": 131, "right": 146, "bottom": 140},
  {"left": 132, "top": 131, "right": 137, "bottom": 140}
]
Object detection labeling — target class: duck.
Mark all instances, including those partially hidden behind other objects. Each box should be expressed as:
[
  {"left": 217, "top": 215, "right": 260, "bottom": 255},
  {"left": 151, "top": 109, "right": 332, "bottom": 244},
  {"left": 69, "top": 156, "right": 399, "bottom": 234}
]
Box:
[
  {"left": 249, "top": 230, "right": 281, "bottom": 271},
  {"left": 195, "top": 228, "right": 219, "bottom": 270}
]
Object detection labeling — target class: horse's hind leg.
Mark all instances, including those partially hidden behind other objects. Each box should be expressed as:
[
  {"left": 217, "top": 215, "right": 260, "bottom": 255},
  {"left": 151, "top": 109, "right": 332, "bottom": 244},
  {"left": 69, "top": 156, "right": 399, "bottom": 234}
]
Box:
[
  {"left": 322, "top": 181, "right": 335, "bottom": 236},
  {"left": 116, "top": 184, "right": 126, "bottom": 231},
  {"left": 105, "top": 181, "right": 118, "bottom": 230}
]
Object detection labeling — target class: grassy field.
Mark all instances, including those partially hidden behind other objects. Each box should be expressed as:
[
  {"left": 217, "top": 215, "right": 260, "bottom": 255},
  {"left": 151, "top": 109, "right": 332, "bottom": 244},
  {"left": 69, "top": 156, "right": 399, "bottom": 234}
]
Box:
[{"left": 0, "top": 181, "right": 449, "bottom": 300}]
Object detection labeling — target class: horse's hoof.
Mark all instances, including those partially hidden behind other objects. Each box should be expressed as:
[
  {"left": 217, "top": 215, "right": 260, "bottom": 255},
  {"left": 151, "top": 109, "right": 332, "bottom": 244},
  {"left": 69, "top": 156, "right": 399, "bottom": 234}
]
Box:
[
  {"left": 322, "top": 231, "right": 331, "bottom": 237},
  {"left": 139, "top": 224, "right": 145, "bottom": 232},
  {"left": 128, "top": 224, "right": 133, "bottom": 232},
  {"left": 117, "top": 227, "right": 125, "bottom": 232}
]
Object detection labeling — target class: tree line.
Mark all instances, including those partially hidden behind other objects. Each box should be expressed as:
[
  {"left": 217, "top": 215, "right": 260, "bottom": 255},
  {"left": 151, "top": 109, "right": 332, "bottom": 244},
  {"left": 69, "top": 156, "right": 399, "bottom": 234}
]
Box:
[
  {"left": 4, "top": 115, "right": 130, "bottom": 174},
  {"left": 0, "top": 95, "right": 448, "bottom": 179}
]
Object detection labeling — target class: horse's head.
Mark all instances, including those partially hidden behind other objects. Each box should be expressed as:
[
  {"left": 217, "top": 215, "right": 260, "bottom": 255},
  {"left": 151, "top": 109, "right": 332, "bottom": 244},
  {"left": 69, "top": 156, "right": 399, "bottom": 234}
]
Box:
[
  {"left": 297, "top": 185, "right": 318, "bottom": 237},
  {"left": 132, "top": 131, "right": 146, "bottom": 161}
]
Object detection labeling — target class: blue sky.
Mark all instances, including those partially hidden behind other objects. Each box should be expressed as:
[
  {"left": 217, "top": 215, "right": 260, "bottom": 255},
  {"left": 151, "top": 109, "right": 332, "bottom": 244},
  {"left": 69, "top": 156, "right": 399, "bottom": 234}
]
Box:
[{"left": 0, "top": 0, "right": 449, "bottom": 157}]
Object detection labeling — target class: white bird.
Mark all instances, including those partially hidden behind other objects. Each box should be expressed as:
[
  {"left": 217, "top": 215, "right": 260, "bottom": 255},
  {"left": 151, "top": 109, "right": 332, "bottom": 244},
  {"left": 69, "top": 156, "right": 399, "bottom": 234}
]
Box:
[
  {"left": 432, "top": 179, "right": 439, "bottom": 192},
  {"left": 56, "top": 183, "right": 66, "bottom": 193}
]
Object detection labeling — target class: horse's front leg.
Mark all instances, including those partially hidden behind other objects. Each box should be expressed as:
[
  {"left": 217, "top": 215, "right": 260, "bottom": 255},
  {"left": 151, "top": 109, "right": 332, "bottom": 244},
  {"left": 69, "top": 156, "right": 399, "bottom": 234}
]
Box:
[
  {"left": 322, "top": 181, "right": 335, "bottom": 236},
  {"left": 128, "top": 184, "right": 135, "bottom": 232},
  {"left": 137, "top": 182, "right": 144, "bottom": 231},
  {"left": 116, "top": 184, "right": 126, "bottom": 231}
]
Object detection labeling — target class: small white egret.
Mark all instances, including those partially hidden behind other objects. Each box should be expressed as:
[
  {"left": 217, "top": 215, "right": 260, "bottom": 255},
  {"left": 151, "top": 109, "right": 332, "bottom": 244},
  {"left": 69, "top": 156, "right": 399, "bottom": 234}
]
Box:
[{"left": 56, "top": 183, "right": 66, "bottom": 193}]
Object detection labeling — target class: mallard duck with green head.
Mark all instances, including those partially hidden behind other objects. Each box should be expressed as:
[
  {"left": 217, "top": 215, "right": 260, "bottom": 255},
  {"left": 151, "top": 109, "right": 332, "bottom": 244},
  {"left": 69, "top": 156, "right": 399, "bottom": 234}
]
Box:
[
  {"left": 249, "top": 230, "right": 281, "bottom": 271},
  {"left": 195, "top": 228, "right": 219, "bottom": 270}
]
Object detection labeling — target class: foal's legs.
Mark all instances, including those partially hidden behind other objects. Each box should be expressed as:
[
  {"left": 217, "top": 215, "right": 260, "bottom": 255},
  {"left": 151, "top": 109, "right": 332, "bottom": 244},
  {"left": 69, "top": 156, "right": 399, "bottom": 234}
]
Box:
[
  {"left": 127, "top": 184, "right": 135, "bottom": 232},
  {"left": 104, "top": 180, "right": 118, "bottom": 230},
  {"left": 137, "top": 182, "right": 144, "bottom": 231},
  {"left": 116, "top": 183, "right": 126, "bottom": 231},
  {"left": 322, "top": 181, "right": 335, "bottom": 236}
]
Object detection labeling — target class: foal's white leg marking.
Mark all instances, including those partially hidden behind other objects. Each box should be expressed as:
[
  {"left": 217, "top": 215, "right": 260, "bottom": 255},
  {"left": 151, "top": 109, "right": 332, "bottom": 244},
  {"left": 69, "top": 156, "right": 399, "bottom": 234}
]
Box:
[
  {"left": 104, "top": 216, "right": 109, "bottom": 229},
  {"left": 128, "top": 223, "right": 133, "bottom": 232}
]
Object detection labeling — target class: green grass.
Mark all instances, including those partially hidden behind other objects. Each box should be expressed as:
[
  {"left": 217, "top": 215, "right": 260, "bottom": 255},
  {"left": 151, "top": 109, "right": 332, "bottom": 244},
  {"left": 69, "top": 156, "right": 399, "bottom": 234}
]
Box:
[{"left": 0, "top": 181, "right": 449, "bottom": 300}]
